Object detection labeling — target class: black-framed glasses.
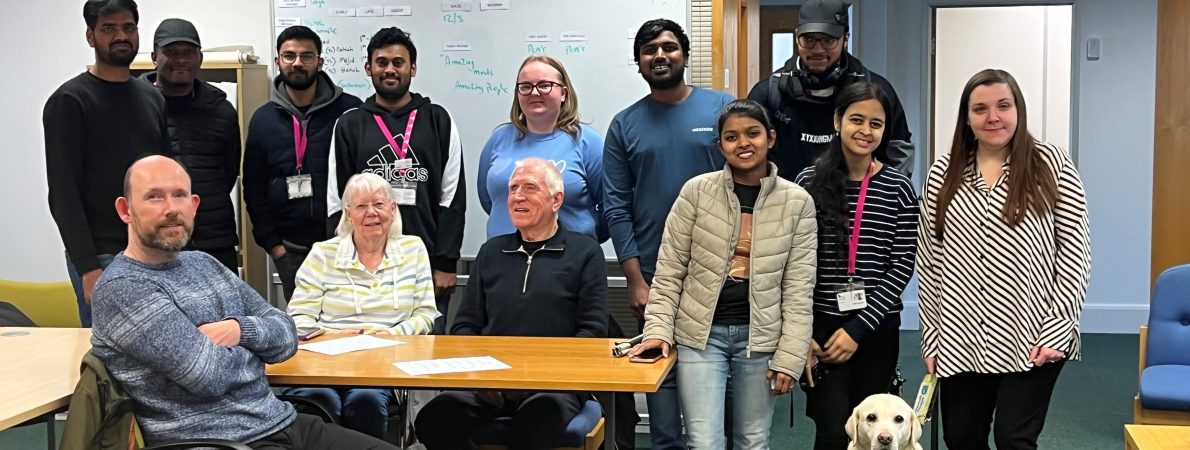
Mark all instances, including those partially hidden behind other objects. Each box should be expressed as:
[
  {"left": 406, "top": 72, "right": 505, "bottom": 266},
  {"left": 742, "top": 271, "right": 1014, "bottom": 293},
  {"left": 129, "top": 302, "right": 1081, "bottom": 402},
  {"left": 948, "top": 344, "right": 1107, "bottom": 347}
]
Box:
[
  {"left": 280, "top": 52, "right": 318, "bottom": 64},
  {"left": 796, "top": 35, "right": 841, "bottom": 50},
  {"left": 516, "top": 81, "right": 564, "bottom": 96}
]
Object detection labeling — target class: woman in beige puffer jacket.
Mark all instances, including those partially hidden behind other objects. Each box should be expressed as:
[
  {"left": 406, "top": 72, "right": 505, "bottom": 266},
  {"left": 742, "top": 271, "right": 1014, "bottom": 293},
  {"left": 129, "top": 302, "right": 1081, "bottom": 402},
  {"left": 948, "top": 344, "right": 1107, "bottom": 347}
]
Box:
[{"left": 630, "top": 99, "right": 816, "bottom": 449}]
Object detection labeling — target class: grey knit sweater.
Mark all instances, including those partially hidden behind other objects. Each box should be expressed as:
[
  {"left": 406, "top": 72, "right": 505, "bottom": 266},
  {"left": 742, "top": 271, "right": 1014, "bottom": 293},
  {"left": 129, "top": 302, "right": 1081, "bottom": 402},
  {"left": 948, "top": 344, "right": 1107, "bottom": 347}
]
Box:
[{"left": 91, "top": 251, "right": 298, "bottom": 445}]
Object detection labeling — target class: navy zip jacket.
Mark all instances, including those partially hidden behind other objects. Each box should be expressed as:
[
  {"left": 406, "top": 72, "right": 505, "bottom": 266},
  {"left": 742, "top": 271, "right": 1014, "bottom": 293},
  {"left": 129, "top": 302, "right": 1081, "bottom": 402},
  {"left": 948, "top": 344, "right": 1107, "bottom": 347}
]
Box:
[
  {"left": 452, "top": 223, "right": 608, "bottom": 338},
  {"left": 242, "top": 72, "right": 362, "bottom": 250}
]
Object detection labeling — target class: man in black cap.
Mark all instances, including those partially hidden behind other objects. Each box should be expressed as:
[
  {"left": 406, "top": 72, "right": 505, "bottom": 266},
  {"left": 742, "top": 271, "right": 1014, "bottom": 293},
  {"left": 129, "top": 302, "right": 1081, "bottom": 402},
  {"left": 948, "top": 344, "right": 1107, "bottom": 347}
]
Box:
[
  {"left": 748, "top": 0, "right": 914, "bottom": 180},
  {"left": 44, "top": 0, "right": 169, "bottom": 326},
  {"left": 141, "top": 18, "right": 242, "bottom": 273}
]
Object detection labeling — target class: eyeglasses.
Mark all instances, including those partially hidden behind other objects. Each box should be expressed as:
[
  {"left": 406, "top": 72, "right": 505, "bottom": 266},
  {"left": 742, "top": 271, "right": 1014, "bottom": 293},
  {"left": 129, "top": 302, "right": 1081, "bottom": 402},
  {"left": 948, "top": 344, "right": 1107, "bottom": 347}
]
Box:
[
  {"left": 280, "top": 52, "right": 318, "bottom": 64},
  {"left": 350, "top": 201, "right": 390, "bottom": 214},
  {"left": 516, "top": 81, "right": 564, "bottom": 96},
  {"left": 796, "top": 35, "right": 841, "bottom": 50}
]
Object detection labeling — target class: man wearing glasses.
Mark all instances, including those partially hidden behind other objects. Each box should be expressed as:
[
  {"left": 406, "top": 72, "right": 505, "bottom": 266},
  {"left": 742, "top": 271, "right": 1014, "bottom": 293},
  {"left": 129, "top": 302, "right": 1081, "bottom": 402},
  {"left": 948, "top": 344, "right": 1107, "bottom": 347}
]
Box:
[
  {"left": 243, "top": 25, "right": 362, "bottom": 302},
  {"left": 44, "top": 0, "right": 169, "bottom": 327},
  {"left": 326, "top": 27, "right": 466, "bottom": 334},
  {"left": 748, "top": 0, "right": 914, "bottom": 178}
]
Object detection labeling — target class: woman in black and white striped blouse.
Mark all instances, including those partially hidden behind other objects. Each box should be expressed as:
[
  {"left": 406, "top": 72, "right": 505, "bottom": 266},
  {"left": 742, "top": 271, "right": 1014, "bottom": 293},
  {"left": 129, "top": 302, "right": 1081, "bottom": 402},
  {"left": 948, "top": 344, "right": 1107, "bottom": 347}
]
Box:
[{"left": 918, "top": 69, "right": 1091, "bottom": 449}]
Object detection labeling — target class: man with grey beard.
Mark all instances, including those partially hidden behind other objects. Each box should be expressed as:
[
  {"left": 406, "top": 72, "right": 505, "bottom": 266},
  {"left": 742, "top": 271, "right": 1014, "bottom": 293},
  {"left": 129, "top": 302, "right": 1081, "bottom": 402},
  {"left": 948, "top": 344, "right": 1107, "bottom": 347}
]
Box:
[{"left": 44, "top": 0, "right": 169, "bottom": 327}]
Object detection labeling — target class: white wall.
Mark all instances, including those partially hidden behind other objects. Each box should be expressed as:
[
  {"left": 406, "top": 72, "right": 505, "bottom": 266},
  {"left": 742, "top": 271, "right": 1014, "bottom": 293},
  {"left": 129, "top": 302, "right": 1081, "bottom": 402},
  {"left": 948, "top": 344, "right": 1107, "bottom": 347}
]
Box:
[
  {"left": 0, "top": 0, "right": 273, "bottom": 282},
  {"left": 879, "top": 0, "right": 1157, "bottom": 333}
]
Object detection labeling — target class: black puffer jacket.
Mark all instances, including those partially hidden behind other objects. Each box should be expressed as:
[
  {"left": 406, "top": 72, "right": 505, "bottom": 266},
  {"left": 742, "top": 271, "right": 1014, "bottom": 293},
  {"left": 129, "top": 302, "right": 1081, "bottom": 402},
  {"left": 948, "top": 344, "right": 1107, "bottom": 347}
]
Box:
[{"left": 140, "top": 73, "right": 241, "bottom": 250}]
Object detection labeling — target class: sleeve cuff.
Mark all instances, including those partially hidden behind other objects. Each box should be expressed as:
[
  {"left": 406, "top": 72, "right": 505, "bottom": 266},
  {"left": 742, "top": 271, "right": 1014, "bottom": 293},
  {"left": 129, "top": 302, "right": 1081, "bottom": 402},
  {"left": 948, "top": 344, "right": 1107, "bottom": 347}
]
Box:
[
  {"left": 232, "top": 316, "right": 260, "bottom": 347},
  {"left": 1036, "top": 316, "right": 1076, "bottom": 353},
  {"left": 842, "top": 318, "right": 871, "bottom": 344}
]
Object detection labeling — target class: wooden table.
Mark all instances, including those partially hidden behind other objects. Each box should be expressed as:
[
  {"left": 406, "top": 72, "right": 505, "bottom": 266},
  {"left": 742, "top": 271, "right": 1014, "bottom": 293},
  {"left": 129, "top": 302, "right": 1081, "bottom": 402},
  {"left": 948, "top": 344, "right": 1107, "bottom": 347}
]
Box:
[
  {"left": 268, "top": 335, "right": 675, "bottom": 449},
  {"left": 0, "top": 326, "right": 91, "bottom": 450},
  {"left": 1125, "top": 424, "right": 1190, "bottom": 449}
]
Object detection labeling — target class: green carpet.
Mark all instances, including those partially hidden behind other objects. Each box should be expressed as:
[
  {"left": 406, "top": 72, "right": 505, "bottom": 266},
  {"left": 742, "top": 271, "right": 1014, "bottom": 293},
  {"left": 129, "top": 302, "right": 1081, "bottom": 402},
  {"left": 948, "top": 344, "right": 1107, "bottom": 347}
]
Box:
[{"left": 0, "top": 333, "right": 1138, "bottom": 450}]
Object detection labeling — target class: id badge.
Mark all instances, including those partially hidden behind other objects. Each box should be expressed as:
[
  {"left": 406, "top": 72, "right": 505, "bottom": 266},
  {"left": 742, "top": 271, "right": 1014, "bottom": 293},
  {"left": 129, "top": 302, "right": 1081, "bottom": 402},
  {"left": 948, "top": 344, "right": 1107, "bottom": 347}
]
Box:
[
  {"left": 286, "top": 174, "right": 313, "bottom": 199},
  {"left": 836, "top": 279, "right": 867, "bottom": 312}
]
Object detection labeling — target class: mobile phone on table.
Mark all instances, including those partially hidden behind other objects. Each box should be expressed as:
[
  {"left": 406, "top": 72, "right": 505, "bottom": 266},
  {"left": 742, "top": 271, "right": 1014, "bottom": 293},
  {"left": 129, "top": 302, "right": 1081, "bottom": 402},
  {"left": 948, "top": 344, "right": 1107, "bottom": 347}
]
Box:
[
  {"left": 629, "top": 347, "right": 664, "bottom": 364},
  {"left": 297, "top": 327, "right": 325, "bottom": 341}
]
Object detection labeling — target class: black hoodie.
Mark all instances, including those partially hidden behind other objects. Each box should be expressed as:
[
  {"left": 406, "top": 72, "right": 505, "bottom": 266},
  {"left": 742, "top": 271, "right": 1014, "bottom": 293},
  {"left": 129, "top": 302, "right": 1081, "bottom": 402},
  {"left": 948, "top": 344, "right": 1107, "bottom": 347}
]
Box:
[
  {"left": 243, "top": 72, "right": 363, "bottom": 251},
  {"left": 748, "top": 53, "right": 914, "bottom": 180},
  {"left": 139, "top": 73, "right": 241, "bottom": 251},
  {"left": 328, "top": 93, "right": 466, "bottom": 273}
]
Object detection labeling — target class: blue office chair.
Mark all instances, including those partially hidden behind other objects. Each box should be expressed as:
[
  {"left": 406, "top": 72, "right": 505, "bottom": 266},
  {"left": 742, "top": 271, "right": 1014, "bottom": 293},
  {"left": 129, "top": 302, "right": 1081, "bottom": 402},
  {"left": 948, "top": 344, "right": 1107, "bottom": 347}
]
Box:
[
  {"left": 473, "top": 398, "right": 605, "bottom": 450},
  {"left": 1135, "top": 264, "right": 1190, "bottom": 425}
]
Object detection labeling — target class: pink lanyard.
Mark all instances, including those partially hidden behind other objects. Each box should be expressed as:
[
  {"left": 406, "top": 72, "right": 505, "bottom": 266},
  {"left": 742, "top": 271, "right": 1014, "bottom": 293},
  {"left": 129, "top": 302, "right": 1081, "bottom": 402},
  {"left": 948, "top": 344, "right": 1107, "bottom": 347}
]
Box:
[
  {"left": 373, "top": 110, "right": 418, "bottom": 160},
  {"left": 848, "top": 160, "right": 876, "bottom": 277},
  {"left": 292, "top": 115, "right": 308, "bottom": 172}
]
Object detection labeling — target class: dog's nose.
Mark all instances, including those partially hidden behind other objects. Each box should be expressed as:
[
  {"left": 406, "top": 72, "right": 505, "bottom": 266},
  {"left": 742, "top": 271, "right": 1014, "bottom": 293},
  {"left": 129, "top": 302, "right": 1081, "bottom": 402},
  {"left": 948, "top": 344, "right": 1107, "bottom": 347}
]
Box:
[{"left": 878, "top": 433, "right": 894, "bottom": 445}]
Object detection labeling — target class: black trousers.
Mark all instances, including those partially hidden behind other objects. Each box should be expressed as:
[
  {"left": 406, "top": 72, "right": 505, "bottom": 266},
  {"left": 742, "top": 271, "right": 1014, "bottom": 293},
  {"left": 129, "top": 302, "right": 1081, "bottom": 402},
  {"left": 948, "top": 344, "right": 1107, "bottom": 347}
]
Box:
[
  {"left": 248, "top": 413, "right": 398, "bottom": 450},
  {"left": 804, "top": 325, "right": 900, "bottom": 450},
  {"left": 939, "top": 360, "right": 1065, "bottom": 450},
  {"left": 415, "top": 391, "right": 583, "bottom": 450}
]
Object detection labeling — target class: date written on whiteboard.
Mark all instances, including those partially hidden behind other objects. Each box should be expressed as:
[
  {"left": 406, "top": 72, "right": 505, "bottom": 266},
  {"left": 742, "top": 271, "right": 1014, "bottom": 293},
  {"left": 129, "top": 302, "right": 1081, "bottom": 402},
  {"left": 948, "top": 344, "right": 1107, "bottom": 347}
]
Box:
[
  {"left": 442, "top": 0, "right": 473, "bottom": 12},
  {"left": 385, "top": 6, "right": 413, "bottom": 16},
  {"left": 329, "top": 7, "right": 357, "bottom": 16}
]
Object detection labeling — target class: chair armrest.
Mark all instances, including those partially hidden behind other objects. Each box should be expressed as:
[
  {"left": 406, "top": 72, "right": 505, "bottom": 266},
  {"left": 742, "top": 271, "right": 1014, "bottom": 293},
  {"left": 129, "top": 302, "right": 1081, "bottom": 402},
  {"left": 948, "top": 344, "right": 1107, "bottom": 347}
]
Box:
[
  {"left": 1139, "top": 325, "right": 1148, "bottom": 380},
  {"left": 142, "top": 439, "right": 253, "bottom": 450}
]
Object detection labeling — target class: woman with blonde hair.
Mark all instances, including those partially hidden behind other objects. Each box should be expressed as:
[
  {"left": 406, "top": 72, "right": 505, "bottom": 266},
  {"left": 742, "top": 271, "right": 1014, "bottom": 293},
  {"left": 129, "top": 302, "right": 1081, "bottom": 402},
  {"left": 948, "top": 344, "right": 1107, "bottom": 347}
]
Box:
[
  {"left": 477, "top": 55, "right": 606, "bottom": 241},
  {"left": 285, "top": 172, "right": 440, "bottom": 439}
]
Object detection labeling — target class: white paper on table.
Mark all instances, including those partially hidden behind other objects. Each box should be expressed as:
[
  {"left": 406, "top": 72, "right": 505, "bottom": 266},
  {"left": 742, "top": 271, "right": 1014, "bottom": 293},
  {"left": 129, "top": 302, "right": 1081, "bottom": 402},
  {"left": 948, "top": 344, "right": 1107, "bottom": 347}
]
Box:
[
  {"left": 394, "top": 356, "right": 511, "bottom": 376},
  {"left": 298, "top": 335, "right": 404, "bottom": 355}
]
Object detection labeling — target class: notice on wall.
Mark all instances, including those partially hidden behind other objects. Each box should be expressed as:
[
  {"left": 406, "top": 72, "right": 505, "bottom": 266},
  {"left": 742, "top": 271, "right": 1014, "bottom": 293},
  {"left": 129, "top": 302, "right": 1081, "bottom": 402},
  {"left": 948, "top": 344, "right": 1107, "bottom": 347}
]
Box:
[
  {"left": 480, "top": 0, "right": 511, "bottom": 10},
  {"left": 560, "top": 31, "right": 588, "bottom": 42},
  {"left": 329, "top": 7, "right": 357, "bottom": 16},
  {"left": 443, "top": 41, "right": 473, "bottom": 51},
  {"left": 277, "top": 0, "right": 306, "bottom": 7},
  {"left": 442, "top": 0, "right": 473, "bottom": 12},
  {"left": 385, "top": 6, "right": 413, "bottom": 16},
  {"left": 358, "top": 6, "right": 384, "bottom": 16},
  {"left": 525, "top": 32, "right": 550, "bottom": 42},
  {"left": 276, "top": 17, "right": 301, "bottom": 27}
]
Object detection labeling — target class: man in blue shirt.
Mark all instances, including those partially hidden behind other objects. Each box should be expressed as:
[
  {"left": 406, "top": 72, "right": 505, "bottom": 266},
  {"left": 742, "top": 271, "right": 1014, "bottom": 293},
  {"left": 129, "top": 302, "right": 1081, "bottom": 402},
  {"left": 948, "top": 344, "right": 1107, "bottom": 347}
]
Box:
[{"left": 603, "top": 18, "right": 734, "bottom": 450}]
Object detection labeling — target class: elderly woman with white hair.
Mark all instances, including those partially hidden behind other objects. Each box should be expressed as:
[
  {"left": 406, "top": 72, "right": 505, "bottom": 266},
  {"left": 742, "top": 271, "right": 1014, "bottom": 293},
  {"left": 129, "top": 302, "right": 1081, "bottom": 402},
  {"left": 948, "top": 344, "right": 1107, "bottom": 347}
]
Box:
[{"left": 284, "top": 172, "right": 440, "bottom": 439}]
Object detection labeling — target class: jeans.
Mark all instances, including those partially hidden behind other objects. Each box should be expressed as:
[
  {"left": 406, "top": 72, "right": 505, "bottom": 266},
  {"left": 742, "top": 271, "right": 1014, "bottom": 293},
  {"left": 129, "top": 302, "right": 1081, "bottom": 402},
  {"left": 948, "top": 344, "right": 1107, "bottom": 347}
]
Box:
[
  {"left": 676, "top": 324, "right": 776, "bottom": 450},
  {"left": 282, "top": 387, "right": 393, "bottom": 439},
  {"left": 248, "top": 413, "right": 397, "bottom": 450},
  {"left": 271, "top": 241, "right": 310, "bottom": 302},
  {"left": 66, "top": 251, "right": 115, "bottom": 328},
  {"left": 639, "top": 318, "right": 686, "bottom": 450}
]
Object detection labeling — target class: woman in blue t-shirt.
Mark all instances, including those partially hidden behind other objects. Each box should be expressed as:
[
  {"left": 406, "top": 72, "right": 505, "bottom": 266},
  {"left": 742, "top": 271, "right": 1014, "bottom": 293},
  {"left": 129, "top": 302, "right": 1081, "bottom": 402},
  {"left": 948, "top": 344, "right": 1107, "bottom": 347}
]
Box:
[{"left": 477, "top": 55, "right": 606, "bottom": 241}]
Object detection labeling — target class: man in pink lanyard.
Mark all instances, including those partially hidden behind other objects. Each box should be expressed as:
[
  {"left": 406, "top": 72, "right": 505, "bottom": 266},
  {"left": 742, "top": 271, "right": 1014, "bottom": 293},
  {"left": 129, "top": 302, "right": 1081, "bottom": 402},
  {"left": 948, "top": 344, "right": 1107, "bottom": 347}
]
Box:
[
  {"left": 243, "top": 25, "right": 362, "bottom": 302},
  {"left": 327, "top": 27, "right": 466, "bottom": 334}
]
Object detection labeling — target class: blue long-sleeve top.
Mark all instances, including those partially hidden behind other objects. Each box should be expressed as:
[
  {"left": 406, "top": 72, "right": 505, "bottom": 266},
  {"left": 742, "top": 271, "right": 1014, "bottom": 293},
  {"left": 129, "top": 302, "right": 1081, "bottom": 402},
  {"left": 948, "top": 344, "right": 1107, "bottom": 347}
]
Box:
[
  {"left": 478, "top": 123, "right": 606, "bottom": 241},
  {"left": 602, "top": 87, "right": 734, "bottom": 281}
]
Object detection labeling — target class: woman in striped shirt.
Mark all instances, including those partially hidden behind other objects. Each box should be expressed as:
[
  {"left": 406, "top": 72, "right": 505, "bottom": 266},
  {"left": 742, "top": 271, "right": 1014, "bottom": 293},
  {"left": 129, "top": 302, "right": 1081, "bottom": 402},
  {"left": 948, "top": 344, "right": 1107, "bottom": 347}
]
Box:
[
  {"left": 285, "top": 172, "right": 441, "bottom": 439},
  {"left": 918, "top": 69, "right": 1091, "bottom": 449},
  {"left": 796, "top": 81, "right": 919, "bottom": 449}
]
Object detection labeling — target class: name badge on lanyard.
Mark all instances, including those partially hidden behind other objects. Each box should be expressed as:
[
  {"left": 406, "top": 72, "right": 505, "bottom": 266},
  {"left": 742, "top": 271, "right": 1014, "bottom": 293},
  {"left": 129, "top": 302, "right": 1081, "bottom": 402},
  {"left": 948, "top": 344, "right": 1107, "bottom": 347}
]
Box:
[
  {"left": 836, "top": 160, "right": 875, "bottom": 312},
  {"left": 286, "top": 115, "right": 313, "bottom": 199},
  {"left": 374, "top": 110, "right": 418, "bottom": 205}
]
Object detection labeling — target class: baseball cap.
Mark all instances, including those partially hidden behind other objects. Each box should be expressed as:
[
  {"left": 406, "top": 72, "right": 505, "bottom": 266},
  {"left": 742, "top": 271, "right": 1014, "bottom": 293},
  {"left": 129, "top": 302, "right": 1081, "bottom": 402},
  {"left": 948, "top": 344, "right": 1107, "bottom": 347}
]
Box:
[
  {"left": 154, "top": 18, "right": 201, "bottom": 49},
  {"left": 797, "top": 0, "right": 849, "bottom": 38}
]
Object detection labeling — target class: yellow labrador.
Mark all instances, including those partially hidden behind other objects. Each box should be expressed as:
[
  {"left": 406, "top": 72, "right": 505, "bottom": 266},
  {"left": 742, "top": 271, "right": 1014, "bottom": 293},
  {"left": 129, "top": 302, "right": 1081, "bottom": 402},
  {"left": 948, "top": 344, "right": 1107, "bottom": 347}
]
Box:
[{"left": 845, "top": 394, "right": 923, "bottom": 450}]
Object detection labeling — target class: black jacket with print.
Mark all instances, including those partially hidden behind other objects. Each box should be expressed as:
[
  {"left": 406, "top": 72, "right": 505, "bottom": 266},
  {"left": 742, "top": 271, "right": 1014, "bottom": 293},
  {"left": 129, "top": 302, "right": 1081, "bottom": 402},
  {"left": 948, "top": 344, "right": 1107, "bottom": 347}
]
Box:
[{"left": 328, "top": 93, "right": 466, "bottom": 272}]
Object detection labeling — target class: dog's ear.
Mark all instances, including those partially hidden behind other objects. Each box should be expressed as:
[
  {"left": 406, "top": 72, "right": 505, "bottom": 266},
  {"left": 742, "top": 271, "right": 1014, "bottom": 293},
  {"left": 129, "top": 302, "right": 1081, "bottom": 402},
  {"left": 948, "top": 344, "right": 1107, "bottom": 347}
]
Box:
[
  {"left": 845, "top": 408, "right": 859, "bottom": 441},
  {"left": 910, "top": 413, "right": 923, "bottom": 443}
]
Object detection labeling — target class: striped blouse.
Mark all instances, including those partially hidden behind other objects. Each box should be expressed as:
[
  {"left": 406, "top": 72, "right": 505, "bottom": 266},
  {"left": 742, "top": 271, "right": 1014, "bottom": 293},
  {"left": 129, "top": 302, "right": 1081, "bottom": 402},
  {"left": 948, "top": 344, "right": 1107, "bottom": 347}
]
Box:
[
  {"left": 288, "top": 234, "right": 440, "bottom": 335},
  {"left": 917, "top": 142, "right": 1091, "bottom": 377},
  {"left": 795, "top": 165, "right": 919, "bottom": 341}
]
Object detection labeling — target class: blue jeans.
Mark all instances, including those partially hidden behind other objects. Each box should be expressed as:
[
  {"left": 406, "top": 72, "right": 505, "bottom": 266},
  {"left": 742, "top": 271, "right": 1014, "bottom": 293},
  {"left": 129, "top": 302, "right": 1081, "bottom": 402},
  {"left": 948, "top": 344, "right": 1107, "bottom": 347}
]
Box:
[
  {"left": 283, "top": 387, "right": 394, "bottom": 439},
  {"left": 66, "top": 252, "right": 115, "bottom": 328},
  {"left": 677, "top": 324, "right": 776, "bottom": 450}
]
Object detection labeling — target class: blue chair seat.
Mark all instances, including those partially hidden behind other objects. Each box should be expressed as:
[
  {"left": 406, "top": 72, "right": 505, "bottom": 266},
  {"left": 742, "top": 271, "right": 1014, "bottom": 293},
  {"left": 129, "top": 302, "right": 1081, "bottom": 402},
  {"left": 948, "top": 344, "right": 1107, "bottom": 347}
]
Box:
[
  {"left": 472, "top": 399, "right": 602, "bottom": 447},
  {"left": 1140, "top": 365, "right": 1190, "bottom": 411}
]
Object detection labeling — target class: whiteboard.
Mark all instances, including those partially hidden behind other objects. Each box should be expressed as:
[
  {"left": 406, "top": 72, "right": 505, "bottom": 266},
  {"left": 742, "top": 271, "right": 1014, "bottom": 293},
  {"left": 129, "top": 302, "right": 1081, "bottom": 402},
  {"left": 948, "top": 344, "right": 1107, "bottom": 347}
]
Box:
[{"left": 272, "top": 0, "right": 688, "bottom": 258}]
